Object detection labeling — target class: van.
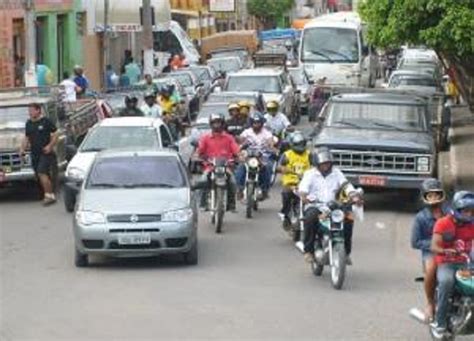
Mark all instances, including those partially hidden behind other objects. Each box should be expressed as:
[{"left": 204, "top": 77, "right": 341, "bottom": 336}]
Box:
[{"left": 299, "top": 11, "right": 378, "bottom": 87}]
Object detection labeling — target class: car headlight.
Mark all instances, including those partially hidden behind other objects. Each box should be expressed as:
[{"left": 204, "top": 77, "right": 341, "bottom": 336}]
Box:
[
  {"left": 331, "top": 209, "right": 344, "bottom": 224},
  {"left": 247, "top": 157, "right": 259, "bottom": 169},
  {"left": 67, "top": 167, "right": 85, "bottom": 181},
  {"left": 161, "top": 208, "right": 193, "bottom": 222},
  {"left": 22, "top": 153, "right": 31, "bottom": 166},
  {"left": 417, "top": 157, "right": 430, "bottom": 172},
  {"left": 76, "top": 210, "right": 106, "bottom": 225}
]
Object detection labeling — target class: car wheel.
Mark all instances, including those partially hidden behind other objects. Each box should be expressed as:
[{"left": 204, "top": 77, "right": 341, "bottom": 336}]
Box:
[
  {"left": 183, "top": 239, "right": 198, "bottom": 265},
  {"left": 75, "top": 248, "right": 88, "bottom": 267},
  {"left": 64, "top": 187, "right": 76, "bottom": 213}
]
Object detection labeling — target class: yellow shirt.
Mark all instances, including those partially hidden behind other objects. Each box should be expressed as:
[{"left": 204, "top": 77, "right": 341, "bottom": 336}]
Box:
[
  {"left": 281, "top": 149, "right": 311, "bottom": 187},
  {"left": 158, "top": 96, "right": 175, "bottom": 114}
]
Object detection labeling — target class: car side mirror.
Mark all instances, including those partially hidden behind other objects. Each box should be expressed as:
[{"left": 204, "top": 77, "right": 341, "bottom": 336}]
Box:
[{"left": 65, "top": 144, "right": 78, "bottom": 162}]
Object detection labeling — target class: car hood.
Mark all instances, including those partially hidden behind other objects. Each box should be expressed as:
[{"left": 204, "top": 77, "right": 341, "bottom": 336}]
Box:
[
  {"left": 67, "top": 152, "right": 97, "bottom": 176},
  {"left": 0, "top": 129, "right": 23, "bottom": 151},
  {"left": 79, "top": 188, "right": 190, "bottom": 214},
  {"left": 314, "top": 127, "right": 433, "bottom": 153}
]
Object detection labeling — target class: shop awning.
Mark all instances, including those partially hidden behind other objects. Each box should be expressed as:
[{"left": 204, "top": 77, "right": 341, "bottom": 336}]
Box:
[{"left": 90, "top": 0, "right": 171, "bottom": 32}]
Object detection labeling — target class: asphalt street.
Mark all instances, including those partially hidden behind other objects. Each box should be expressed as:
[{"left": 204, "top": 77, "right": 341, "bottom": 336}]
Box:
[{"left": 1, "top": 175, "right": 464, "bottom": 340}]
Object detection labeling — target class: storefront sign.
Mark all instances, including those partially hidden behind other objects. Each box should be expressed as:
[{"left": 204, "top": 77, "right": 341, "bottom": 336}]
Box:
[{"left": 209, "top": 0, "right": 235, "bottom": 13}]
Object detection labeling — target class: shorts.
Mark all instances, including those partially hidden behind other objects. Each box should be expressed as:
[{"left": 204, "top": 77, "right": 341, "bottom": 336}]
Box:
[{"left": 32, "top": 153, "right": 56, "bottom": 175}]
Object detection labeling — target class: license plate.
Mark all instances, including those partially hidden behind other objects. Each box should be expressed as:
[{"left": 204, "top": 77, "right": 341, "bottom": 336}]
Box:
[
  {"left": 359, "top": 175, "right": 387, "bottom": 187},
  {"left": 118, "top": 233, "right": 151, "bottom": 245}
]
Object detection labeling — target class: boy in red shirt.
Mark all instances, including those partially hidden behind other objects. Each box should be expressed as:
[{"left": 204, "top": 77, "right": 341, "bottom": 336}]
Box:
[{"left": 430, "top": 191, "right": 474, "bottom": 337}]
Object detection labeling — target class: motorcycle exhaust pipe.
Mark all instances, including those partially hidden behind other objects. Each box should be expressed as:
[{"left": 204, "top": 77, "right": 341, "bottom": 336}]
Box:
[{"left": 409, "top": 308, "right": 428, "bottom": 325}]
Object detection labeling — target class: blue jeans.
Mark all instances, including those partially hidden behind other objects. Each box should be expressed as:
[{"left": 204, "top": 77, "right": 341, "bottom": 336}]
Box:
[
  {"left": 235, "top": 160, "right": 273, "bottom": 193},
  {"left": 435, "top": 263, "right": 460, "bottom": 329}
]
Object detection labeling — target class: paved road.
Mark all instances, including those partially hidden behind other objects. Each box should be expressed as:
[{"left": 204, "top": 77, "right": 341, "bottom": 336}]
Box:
[{"left": 1, "top": 178, "right": 450, "bottom": 340}]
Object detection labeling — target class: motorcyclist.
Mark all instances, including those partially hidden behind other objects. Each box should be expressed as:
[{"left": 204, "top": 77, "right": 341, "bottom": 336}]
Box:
[
  {"left": 298, "top": 147, "right": 361, "bottom": 264},
  {"left": 196, "top": 113, "right": 240, "bottom": 212},
  {"left": 238, "top": 100, "right": 252, "bottom": 118},
  {"left": 226, "top": 102, "right": 249, "bottom": 137},
  {"left": 140, "top": 91, "right": 162, "bottom": 118},
  {"left": 158, "top": 86, "right": 176, "bottom": 114},
  {"left": 411, "top": 178, "right": 450, "bottom": 322},
  {"left": 264, "top": 100, "right": 292, "bottom": 138},
  {"left": 278, "top": 131, "right": 311, "bottom": 230},
  {"left": 119, "top": 95, "right": 144, "bottom": 117},
  {"left": 430, "top": 191, "right": 474, "bottom": 338}
]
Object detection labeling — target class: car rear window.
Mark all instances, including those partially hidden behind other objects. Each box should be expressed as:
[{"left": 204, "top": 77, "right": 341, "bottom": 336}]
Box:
[{"left": 87, "top": 155, "right": 186, "bottom": 189}]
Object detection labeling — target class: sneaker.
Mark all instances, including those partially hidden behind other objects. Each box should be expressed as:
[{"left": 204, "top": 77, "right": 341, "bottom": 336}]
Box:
[
  {"left": 304, "top": 252, "right": 315, "bottom": 263},
  {"left": 430, "top": 323, "right": 447, "bottom": 339},
  {"left": 42, "top": 196, "right": 56, "bottom": 206}
]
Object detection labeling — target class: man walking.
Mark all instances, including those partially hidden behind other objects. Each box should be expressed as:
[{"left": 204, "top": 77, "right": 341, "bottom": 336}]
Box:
[{"left": 20, "top": 104, "right": 58, "bottom": 206}]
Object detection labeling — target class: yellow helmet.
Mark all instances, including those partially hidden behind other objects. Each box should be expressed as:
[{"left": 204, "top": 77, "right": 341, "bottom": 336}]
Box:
[
  {"left": 238, "top": 100, "right": 251, "bottom": 109},
  {"left": 228, "top": 103, "right": 240, "bottom": 111},
  {"left": 266, "top": 100, "right": 279, "bottom": 110}
]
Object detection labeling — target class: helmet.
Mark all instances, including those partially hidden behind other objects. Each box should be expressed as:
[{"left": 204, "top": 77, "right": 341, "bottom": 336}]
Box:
[
  {"left": 285, "top": 40, "right": 293, "bottom": 48},
  {"left": 249, "top": 112, "right": 266, "bottom": 125},
  {"left": 290, "top": 131, "right": 306, "bottom": 154},
  {"left": 209, "top": 113, "right": 225, "bottom": 125},
  {"left": 420, "top": 178, "right": 445, "bottom": 205},
  {"left": 125, "top": 95, "right": 138, "bottom": 103},
  {"left": 310, "top": 146, "right": 333, "bottom": 166},
  {"left": 451, "top": 191, "right": 474, "bottom": 223},
  {"left": 228, "top": 103, "right": 240, "bottom": 111},
  {"left": 238, "top": 100, "right": 251, "bottom": 109},
  {"left": 266, "top": 100, "right": 279, "bottom": 111}
]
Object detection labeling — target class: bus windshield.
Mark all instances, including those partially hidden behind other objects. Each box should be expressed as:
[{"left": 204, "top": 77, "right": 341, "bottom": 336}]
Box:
[{"left": 302, "top": 27, "right": 359, "bottom": 63}]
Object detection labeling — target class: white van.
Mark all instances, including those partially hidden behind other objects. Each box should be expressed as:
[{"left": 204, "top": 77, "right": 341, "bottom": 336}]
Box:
[{"left": 299, "top": 11, "right": 378, "bottom": 87}]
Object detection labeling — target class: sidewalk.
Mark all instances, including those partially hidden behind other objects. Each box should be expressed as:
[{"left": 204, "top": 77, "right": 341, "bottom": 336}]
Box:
[{"left": 448, "top": 105, "right": 474, "bottom": 191}]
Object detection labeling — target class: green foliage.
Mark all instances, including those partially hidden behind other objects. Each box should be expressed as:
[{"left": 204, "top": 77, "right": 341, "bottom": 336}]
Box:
[
  {"left": 359, "top": 0, "right": 474, "bottom": 57},
  {"left": 247, "top": 0, "right": 294, "bottom": 28}
]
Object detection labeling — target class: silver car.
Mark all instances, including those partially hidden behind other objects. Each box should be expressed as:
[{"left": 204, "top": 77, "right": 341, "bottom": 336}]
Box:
[{"left": 73, "top": 149, "right": 198, "bottom": 267}]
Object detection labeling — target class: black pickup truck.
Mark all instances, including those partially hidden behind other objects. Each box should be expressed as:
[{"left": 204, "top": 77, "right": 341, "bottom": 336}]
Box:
[{"left": 311, "top": 92, "right": 437, "bottom": 190}]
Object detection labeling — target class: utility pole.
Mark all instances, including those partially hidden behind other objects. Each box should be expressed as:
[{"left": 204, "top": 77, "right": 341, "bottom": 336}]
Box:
[
  {"left": 24, "top": 0, "right": 37, "bottom": 87},
  {"left": 142, "top": 0, "right": 154, "bottom": 77},
  {"left": 103, "top": 0, "right": 109, "bottom": 90}
]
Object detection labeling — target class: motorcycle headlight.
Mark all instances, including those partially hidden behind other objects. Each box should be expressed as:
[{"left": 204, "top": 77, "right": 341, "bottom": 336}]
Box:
[
  {"left": 331, "top": 209, "right": 344, "bottom": 224},
  {"left": 67, "top": 167, "right": 85, "bottom": 181},
  {"left": 161, "top": 208, "right": 193, "bottom": 222},
  {"left": 248, "top": 158, "right": 259, "bottom": 169},
  {"left": 76, "top": 210, "right": 106, "bottom": 226}
]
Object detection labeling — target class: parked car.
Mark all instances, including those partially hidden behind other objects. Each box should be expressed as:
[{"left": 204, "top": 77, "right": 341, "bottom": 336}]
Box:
[
  {"left": 206, "top": 91, "right": 266, "bottom": 112},
  {"left": 288, "top": 67, "right": 311, "bottom": 114},
  {"left": 0, "top": 87, "right": 100, "bottom": 191},
  {"left": 63, "top": 117, "right": 188, "bottom": 212},
  {"left": 73, "top": 149, "right": 199, "bottom": 267},
  {"left": 311, "top": 92, "right": 437, "bottom": 191},
  {"left": 207, "top": 56, "right": 243, "bottom": 74},
  {"left": 224, "top": 67, "right": 300, "bottom": 124},
  {"left": 210, "top": 47, "right": 253, "bottom": 68}
]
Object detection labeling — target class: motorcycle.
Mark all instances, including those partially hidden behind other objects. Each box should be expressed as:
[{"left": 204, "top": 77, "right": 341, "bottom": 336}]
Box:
[
  {"left": 242, "top": 149, "right": 262, "bottom": 219},
  {"left": 410, "top": 246, "right": 474, "bottom": 340},
  {"left": 203, "top": 158, "right": 233, "bottom": 233}
]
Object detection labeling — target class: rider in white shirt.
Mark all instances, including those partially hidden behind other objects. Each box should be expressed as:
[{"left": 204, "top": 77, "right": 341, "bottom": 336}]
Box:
[
  {"left": 140, "top": 91, "right": 162, "bottom": 118},
  {"left": 264, "top": 100, "right": 291, "bottom": 137}
]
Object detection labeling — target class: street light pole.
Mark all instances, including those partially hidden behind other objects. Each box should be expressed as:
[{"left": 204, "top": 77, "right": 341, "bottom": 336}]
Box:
[
  {"left": 24, "top": 0, "right": 37, "bottom": 87},
  {"left": 142, "top": 0, "right": 154, "bottom": 77},
  {"left": 103, "top": 0, "right": 109, "bottom": 90}
]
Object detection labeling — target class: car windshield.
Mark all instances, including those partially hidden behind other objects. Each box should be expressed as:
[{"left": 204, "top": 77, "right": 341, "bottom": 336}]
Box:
[
  {"left": 169, "top": 73, "right": 193, "bottom": 87},
  {"left": 0, "top": 106, "right": 29, "bottom": 129},
  {"left": 226, "top": 76, "right": 281, "bottom": 93},
  {"left": 326, "top": 102, "right": 427, "bottom": 131},
  {"left": 87, "top": 156, "right": 186, "bottom": 188},
  {"left": 389, "top": 75, "right": 437, "bottom": 88},
  {"left": 80, "top": 126, "right": 160, "bottom": 152},
  {"left": 208, "top": 58, "right": 241, "bottom": 73},
  {"left": 289, "top": 70, "right": 307, "bottom": 85},
  {"left": 302, "top": 27, "right": 359, "bottom": 63}
]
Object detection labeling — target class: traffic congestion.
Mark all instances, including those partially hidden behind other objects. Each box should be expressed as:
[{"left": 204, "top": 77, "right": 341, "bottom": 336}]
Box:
[{"left": 1, "top": 5, "right": 474, "bottom": 341}]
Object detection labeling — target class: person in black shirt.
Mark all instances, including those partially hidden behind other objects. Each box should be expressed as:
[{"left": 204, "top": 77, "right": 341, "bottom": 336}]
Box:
[
  {"left": 118, "top": 95, "right": 144, "bottom": 117},
  {"left": 20, "top": 103, "right": 58, "bottom": 205}
]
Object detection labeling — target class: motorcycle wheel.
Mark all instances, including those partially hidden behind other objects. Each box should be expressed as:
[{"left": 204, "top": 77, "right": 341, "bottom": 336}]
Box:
[
  {"left": 311, "top": 259, "right": 324, "bottom": 276},
  {"left": 246, "top": 183, "right": 255, "bottom": 219},
  {"left": 330, "top": 243, "right": 347, "bottom": 290},
  {"left": 214, "top": 187, "right": 225, "bottom": 234}
]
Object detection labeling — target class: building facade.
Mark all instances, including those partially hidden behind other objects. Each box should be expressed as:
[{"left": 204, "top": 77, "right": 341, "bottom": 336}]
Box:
[{"left": 0, "top": 0, "right": 83, "bottom": 88}]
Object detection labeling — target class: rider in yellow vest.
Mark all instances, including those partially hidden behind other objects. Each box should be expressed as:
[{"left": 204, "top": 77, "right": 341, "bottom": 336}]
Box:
[{"left": 278, "top": 131, "right": 311, "bottom": 230}]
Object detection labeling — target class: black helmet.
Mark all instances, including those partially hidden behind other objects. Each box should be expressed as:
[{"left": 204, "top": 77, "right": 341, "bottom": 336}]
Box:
[
  {"left": 420, "top": 178, "right": 445, "bottom": 205},
  {"left": 209, "top": 113, "right": 225, "bottom": 125},
  {"left": 451, "top": 191, "right": 474, "bottom": 223},
  {"left": 310, "top": 146, "right": 333, "bottom": 166},
  {"left": 249, "top": 112, "right": 266, "bottom": 125},
  {"left": 290, "top": 131, "right": 306, "bottom": 153}
]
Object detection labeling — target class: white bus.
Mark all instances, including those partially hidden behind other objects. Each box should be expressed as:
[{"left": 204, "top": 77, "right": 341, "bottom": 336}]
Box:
[{"left": 299, "top": 12, "right": 378, "bottom": 87}]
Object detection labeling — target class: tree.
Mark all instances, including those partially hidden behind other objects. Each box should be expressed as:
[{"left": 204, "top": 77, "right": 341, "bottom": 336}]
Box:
[{"left": 247, "top": 0, "right": 294, "bottom": 29}]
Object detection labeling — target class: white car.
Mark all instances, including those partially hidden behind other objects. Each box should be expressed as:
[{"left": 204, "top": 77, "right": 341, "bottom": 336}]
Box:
[{"left": 63, "top": 117, "right": 190, "bottom": 212}]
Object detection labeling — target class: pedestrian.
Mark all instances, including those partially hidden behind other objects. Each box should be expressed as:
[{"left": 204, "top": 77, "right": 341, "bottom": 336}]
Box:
[
  {"left": 125, "top": 57, "right": 141, "bottom": 85},
  {"left": 105, "top": 64, "right": 118, "bottom": 90},
  {"left": 20, "top": 103, "right": 58, "bottom": 206},
  {"left": 60, "top": 72, "right": 77, "bottom": 102},
  {"left": 73, "top": 65, "right": 89, "bottom": 98}
]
